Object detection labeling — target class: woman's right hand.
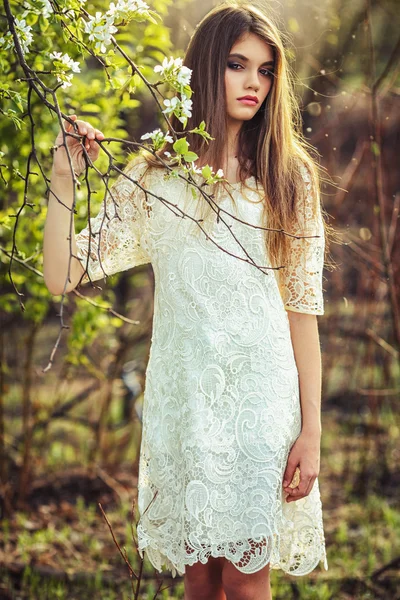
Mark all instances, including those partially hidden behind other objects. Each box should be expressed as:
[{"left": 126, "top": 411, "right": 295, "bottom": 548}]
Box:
[{"left": 52, "top": 114, "right": 105, "bottom": 178}]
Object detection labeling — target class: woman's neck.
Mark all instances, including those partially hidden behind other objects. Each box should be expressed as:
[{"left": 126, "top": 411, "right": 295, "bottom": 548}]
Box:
[{"left": 225, "top": 121, "right": 242, "bottom": 161}]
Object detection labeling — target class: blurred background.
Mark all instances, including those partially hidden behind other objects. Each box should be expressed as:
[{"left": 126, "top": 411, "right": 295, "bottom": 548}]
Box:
[{"left": 0, "top": 0, "right": 399, "bottom": 598}]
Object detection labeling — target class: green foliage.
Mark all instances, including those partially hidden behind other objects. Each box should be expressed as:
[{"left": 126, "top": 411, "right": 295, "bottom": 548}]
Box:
[
  {"left": 172, "top": 136, "right": 198, "bottom": 162},
  {"left": 188, "top": 120, "right": 214, "bottom": 143},
  {"left": 3, "top": 402, "right": 399, "bottom": 598},
  {"left": 0, "top": 0, "right": 188, "bottom": 367},
  {"left": 66, "top": 296, "right": 124, "bottom": 367}
]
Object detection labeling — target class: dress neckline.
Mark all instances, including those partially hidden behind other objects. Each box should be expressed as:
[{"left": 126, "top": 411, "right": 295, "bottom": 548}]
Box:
[
  {"left": 227, "top": 175, "right": 256, "bottom": 187},
  {"left": 170, "top": 165, "right": 257, "bottom": 190}
]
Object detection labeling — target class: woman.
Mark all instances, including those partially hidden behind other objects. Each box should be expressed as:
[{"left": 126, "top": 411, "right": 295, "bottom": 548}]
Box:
[{"left": 44, "top": 3, "right": 330, "bottom": 599}]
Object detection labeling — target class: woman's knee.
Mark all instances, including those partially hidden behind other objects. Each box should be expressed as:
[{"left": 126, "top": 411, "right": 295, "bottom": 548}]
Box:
[
  {"left": 184, "top": 556, "right": 225, "bottom": 599},
  {"left": 221, "top": 560, "right": 271, "bottom": 600}
]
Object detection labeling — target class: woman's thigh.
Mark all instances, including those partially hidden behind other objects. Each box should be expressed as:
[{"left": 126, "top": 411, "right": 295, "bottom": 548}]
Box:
[
  {"left": 222, "top": 557, "right": 271, "bottom": 600},
  {"left": 184, "top": 556, "right": 226, "bottom": 600}
]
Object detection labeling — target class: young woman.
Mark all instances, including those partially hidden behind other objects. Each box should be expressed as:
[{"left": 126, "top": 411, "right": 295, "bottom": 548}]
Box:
[{"left": 44, "top": 3, "right": 330, "bottom": 599}]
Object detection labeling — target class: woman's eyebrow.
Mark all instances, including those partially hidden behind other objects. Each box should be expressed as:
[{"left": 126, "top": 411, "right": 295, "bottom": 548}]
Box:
[{"left": 228, "top": 53, "right": 275, "bottom": 67}]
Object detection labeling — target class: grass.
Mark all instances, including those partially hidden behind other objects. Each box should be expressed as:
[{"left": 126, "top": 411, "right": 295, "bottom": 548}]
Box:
[
  {"left": 1, "top": 404, "right": 399, "bottom": 599},
  {"left": 2, "top": 300, "right": 399, "bottom": 599}
]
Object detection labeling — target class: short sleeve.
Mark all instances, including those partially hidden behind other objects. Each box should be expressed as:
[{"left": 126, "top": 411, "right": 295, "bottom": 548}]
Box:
[
  {"left": 279, "top": 163, "right": 325, "bottom": 315},
  {"left": 75, "top": 159, "right": 151, "bottom": 285}
]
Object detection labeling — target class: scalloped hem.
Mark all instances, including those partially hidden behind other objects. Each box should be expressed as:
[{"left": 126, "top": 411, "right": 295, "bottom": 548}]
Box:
[{"left": 137, "top": 533, "right": 329, "bottom": 579}]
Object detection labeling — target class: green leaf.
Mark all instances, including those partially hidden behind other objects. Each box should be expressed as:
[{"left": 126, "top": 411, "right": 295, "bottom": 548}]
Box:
[
  {"left": 371, "top": 141, "right": 380, "bottom": 156},
  {"left": 120, "top": 75, "right": 135, "bottom": 94},
  {"left": 183, "top": 151, "right": 198, "bottom": 162},
  {"left": 201, "top": 165, "right": 212, "bottom": 179},
  {"left": 188, "top": 121, "right": 214, "bottom": 142},
  {"left": 80, "top": 103, "right": 102, "bottom": 114},
  {"left": 39, "top": 15, "right": 49, "bottom": 33},
  {"left": 182, "top": 85, "right": 192, "bottom": 99},
  {"left": 173, "top": 138, "right": 189, "bottom": 155},
  {"left": 12, "top": 94, "right": 24, "bottom": 113},
  {"left": 25, "top": 12, "right": 39, "bottom": 27}
]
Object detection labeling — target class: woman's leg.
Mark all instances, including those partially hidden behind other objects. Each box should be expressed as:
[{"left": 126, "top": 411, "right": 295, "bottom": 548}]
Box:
[
  {"left": 183, "top": 556, "right": 226, "bottom": 600},
  {"left": 221, "top": 560, "right": 272, "bottom": 600},
  {"left": 221, "top": 538, "right": 272, "bottom": 600}
]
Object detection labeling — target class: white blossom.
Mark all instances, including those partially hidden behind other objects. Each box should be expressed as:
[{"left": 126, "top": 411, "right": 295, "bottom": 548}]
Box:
[
  {"left": 84, "top": 12, "right": 118, "bottom": 54},
  {"left": 140, "top": 128, "right": 173, "bottom": 149},
  {"left": 176, "top": 66, "right": 192, "bottom": 87},
  {"left": 154, "top": 56, "right": 183, "bottom": 75},
  {"left": 50, "top": 51, "right": 81, "bottom": 89},
  {"left": 162, "top": 96, "right": 181, "bottom": 115},
  {"left": 50, "top": 51, "right": 81, "bottom": 73},
  {"left": 107, "top": 0, "right": 150, "bottom": 19},
  {"left": 180, "top": 94, "right": 193, "bottom": 118},
  {"left": 21, "top": 0, "right": 54, "bottom": 20},
  {"left": 36, "top": 0, "right": 54, "bottom": 19},
  {"left": 0, "top": 17, "right": 33, "bottom": 55},
  {"left": 154, "top": 56, "right": 192, "bottom": 90},
  {"left": 41, "top": 0, "right": 53, "bottom": 18},
  {"left": 162, "top": 92, "right": 193, "bottom": 125}
]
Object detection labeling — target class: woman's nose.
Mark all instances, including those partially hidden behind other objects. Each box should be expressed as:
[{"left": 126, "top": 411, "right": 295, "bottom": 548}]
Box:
[{"left": 246, "top": 71, "right": 260, "bottom": 91}]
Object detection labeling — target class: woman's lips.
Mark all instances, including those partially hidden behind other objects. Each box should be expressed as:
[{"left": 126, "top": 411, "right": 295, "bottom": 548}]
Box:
[{"left": 237, "top": 98, "right": 258, "bottom": 106}]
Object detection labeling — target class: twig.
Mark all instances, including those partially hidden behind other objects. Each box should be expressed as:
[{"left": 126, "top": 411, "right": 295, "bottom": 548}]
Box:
[
  {"left": 371, "top": 555, "right": 400, "bottom": 580},
  {"left": 98, "top": 502, "right": 139, "bottom": 582},
  {"left": 95, "top": 465, "right": 131, "bottom": 504},
  {"left": 386, "top": 192, "right": 400, "bottom": 258},
  {"left": 333, "top": 140, "right": 369, "bottom": 209},
  {"left": 365, "top": 0, "right": 400, "bottom": 349},
  {"left": 365, "top": 327, "right": 399, "bottom": 358}
]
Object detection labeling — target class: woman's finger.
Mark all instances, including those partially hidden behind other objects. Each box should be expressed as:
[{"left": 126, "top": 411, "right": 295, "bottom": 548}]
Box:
[
  {"left": 64, "top": 114, "right": 77, "bottom": 132},
  {"left": 68, "top": 120, "right": 90, "bottom": 148},
  {"left": 69, "top": 119, "right": 104, "bottom": 140},
  {"left": 72, "top": 120, "right": 87, "bottom": 134},
  {"left": 303, "top": 476, "right": 316, "bottom": 498},
  {"left": 286, "top": 474, "right": 315, "bottom": 502},
  {"left": 61, "top": 115, "right": 104, "bottom": 152},
  {"left": 283, "top": 463, "right": 298, "bottom": 489},
  {"left": 286, "top": 487, "right": 304, "bottom": 502}
]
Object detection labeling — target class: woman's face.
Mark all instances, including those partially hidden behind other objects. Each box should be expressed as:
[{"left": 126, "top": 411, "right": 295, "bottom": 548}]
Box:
[{"left": 225, "top": 32, "right": 275, "bottom": 126}]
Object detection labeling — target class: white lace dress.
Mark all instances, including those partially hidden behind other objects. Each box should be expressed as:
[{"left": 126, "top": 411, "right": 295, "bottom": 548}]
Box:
[{"left": 75, "top": 158, "right": 329, "bottom": 578}]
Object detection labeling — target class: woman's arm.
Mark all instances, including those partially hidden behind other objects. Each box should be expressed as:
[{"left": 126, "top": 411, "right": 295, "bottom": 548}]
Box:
[
  {"left": 43, "top": 116, "right": 104, "bottom": 295},
  {"left": 282, "top": 310, "right": 322, "bottom": 502},
  {"left": 287, "top": 310, "right": 322, "bottom": 437},
  {"left": 43, "top": 168, "right": 85, "bottom": 295}
]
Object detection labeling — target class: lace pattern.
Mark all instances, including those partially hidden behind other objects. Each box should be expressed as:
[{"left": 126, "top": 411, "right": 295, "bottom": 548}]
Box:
[
  {"left": 75, "top": 159, "right": 328, "bottom": 577},
  {"left": 75, "top": 160, "right": 152, "bottom": 285},
  {"left": 280, "top": 163, "right": 325, "bottom": 315}
]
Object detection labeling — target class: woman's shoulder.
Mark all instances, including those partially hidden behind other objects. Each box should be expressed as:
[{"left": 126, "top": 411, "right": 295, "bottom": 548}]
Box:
[
  {"left": 125, "top": 154, "right": 180, "bottom": 186},
  {"left": 293, "top": 156, "right": 313, "bottom": 185},
  {"left": 125, "top": 155, "right": 155, "bottom": 180},
  {"left": 292, "top": 156, "right": 320, "bottom": 210}
]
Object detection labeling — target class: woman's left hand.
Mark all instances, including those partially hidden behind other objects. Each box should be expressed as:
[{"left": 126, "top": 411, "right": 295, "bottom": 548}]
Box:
[{"left": 282, "top": 430, "right": 321, "bottom": 503}]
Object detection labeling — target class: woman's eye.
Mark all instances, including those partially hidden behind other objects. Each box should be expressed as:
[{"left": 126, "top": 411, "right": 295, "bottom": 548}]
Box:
[
  {"left": 227, "top": 62, "right": 273, "bottom": 77},
  {"left": 227, "top": 62, "right": 242, "bottom": 70}
]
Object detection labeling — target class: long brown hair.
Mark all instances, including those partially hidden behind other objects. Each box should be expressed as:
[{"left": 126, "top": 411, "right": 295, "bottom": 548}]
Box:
[{"left": 139, "top": 1, "right": 334, "bottom": 286}]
